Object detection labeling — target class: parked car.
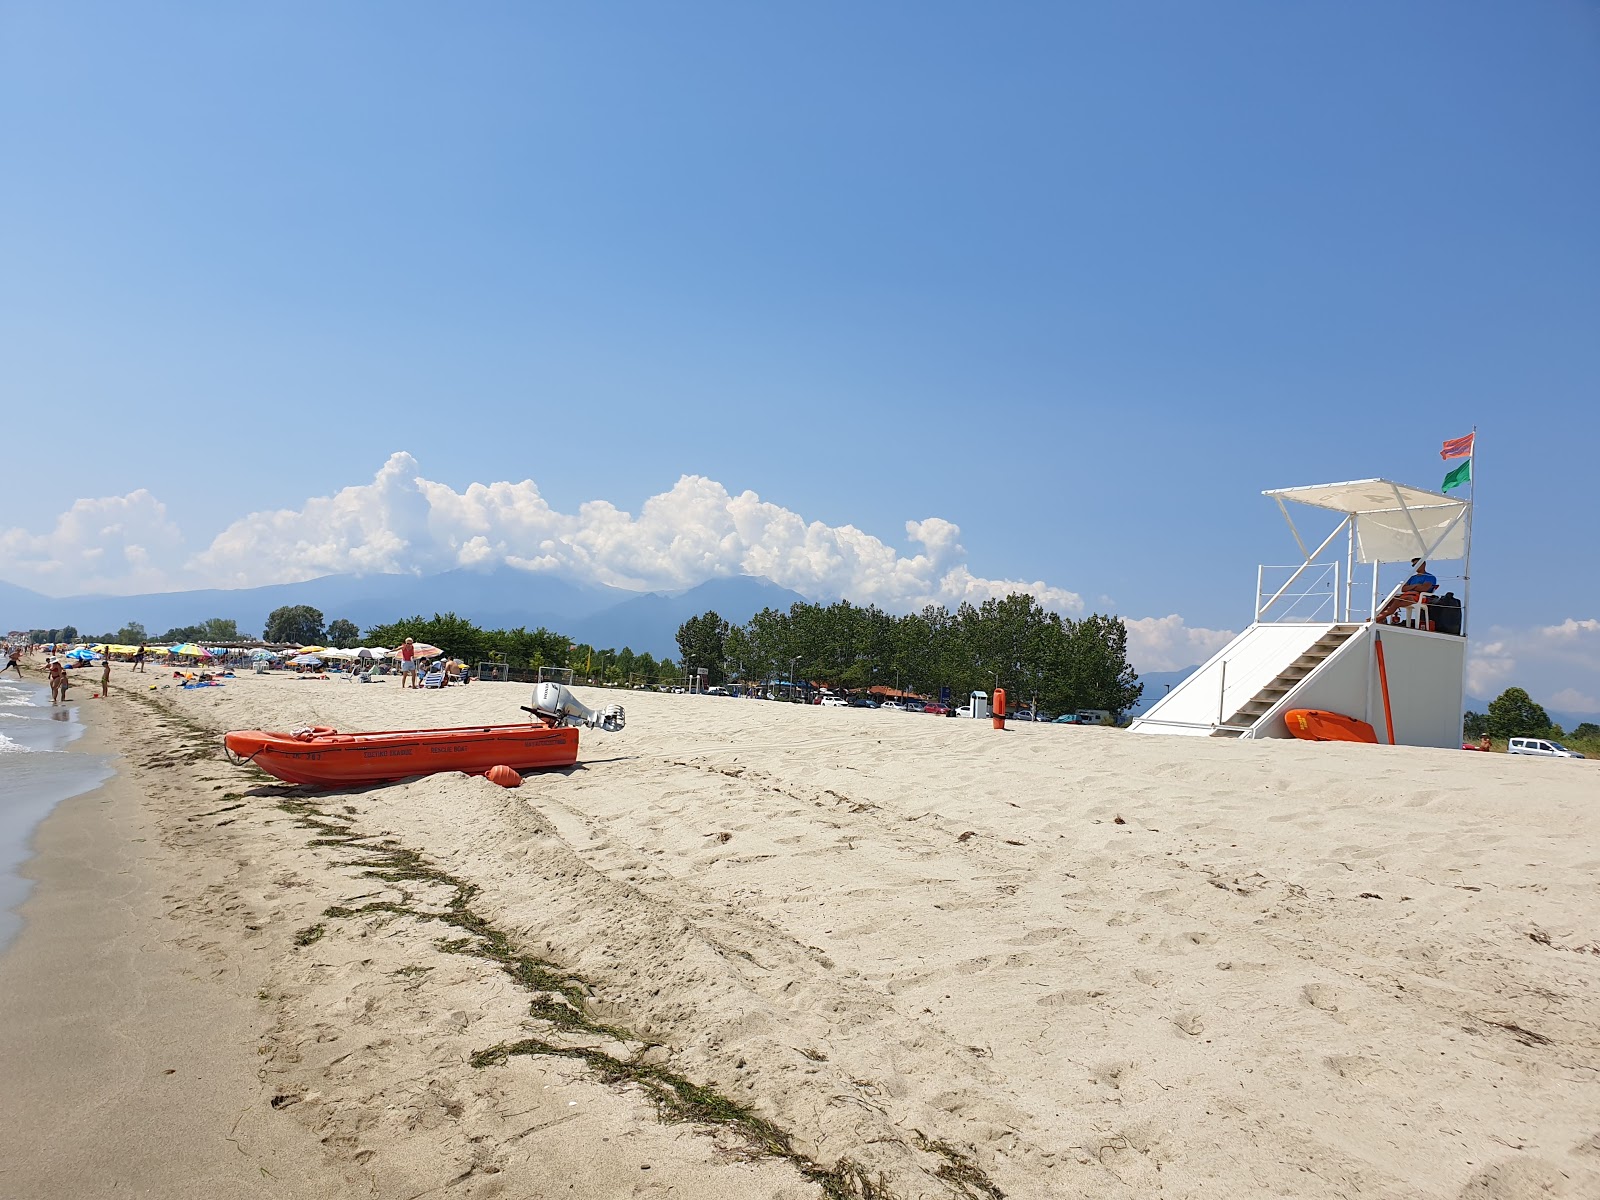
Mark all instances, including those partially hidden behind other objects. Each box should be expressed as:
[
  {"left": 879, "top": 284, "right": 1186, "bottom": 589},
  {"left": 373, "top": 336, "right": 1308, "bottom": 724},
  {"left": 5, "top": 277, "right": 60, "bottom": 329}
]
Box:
[
  {"left": 1010, "top": 710, "right": 1042, "bottom": 722},
  {"left": 819, "top": 695, "right": 849, "bottom": 708},
  {"left": 881, "top": 701, "right": 907, "bottom": 712},
  {"left": 956, "top": 704, "right": 973, "bottom": 718},
  {"left": 1054, "top": 713, "right": 1081, "bottom": 724},
  {"left": 1507, "top": 737, "right": 1586, "bottom": 759},
  {"left": 849, "top": 697, "right": 879, "bottom": 708},
  {"left": 922, "top": 703, "right": 951, "bottom": 716}
]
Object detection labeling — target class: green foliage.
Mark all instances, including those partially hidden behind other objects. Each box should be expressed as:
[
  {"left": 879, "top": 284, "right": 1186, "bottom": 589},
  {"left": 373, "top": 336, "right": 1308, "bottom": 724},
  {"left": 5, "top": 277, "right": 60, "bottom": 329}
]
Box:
[
  {"left": 674, "top": 594, "right": 1142, "bottom": 716},
  {"left": 59, "top": 624, "right": 78, "bottom": 643},
  {"left": 160, "top": 617, "right": 240, "bottom": 643},
  {"left": 1486, "top": 687, "right": 1557, "bottom": 740},
  {"left": 326, "top": 618, "right": 361, "bottom": 648},
  {"left": 1573, "top": 722, "right": 1600, "bottom": 740},
  {"left": 115, "top": 621, "right": 148, "bottom": 645},
  {"left": 363, "top": 613, "right": 571, "bottom": 671},
  {"left": 1462, "top": 711, "right": 1489, "bottom": 740},
  {"left": 676, "top": 611, "right": 731, "bottom": 685},
  {"left": 263, "top": 604, "right": 325, "bottom": 644}
]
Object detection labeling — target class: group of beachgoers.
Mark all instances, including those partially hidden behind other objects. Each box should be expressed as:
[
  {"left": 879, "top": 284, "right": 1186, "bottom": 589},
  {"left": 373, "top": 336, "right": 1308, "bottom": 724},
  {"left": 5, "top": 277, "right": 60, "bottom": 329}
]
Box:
[{"left": 2, "top": 641, "right": 115, "bottom": 704}]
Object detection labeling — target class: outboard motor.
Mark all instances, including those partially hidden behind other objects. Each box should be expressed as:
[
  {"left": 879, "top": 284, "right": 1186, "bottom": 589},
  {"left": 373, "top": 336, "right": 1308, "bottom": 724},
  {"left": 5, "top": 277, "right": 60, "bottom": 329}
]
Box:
[{"left": 522, "top": 682, "right": 625, "bottom": 732}]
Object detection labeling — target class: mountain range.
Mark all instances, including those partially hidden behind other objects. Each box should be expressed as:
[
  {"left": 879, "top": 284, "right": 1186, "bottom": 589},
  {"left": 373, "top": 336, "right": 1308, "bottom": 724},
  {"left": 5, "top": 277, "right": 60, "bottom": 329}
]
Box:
[{"left": 0, "top": 569, "right": 806, "bottom": 660}]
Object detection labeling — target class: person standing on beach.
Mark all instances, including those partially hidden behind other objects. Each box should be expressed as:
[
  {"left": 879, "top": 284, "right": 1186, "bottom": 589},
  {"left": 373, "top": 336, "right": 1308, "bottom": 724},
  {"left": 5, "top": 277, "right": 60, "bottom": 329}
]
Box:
[
  {"left": 100, "top": 653, "right": 111, "bottom": 698},
  {"left": 47, "top": 657, "right": 67, "bottom": 704},
  {"left": 133, "top": 643, "right": 147, "bottom": 673},
  {"left": 399, "top": 638, "right": 416, "bottom": 688}
]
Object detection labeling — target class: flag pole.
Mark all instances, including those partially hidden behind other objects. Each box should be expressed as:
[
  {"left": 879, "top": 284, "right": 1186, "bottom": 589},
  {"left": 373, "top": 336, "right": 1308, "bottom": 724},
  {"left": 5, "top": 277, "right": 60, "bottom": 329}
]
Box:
[
  {"left": 1461, "top": 425, "right": 1476, "bottom": 639},
  {"left": 1458, "top": 426, "right": 1477, "bottom": 749}
]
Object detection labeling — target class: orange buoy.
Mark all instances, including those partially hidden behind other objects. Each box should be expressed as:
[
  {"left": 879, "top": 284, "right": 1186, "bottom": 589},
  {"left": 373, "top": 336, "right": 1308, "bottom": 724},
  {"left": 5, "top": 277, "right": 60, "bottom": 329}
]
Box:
[
  {"left": 485, "top": 764, "right": 523, "bottom": 788},
  {"left": 992, "top": 687, "right": 1006, "bottom": 730}
]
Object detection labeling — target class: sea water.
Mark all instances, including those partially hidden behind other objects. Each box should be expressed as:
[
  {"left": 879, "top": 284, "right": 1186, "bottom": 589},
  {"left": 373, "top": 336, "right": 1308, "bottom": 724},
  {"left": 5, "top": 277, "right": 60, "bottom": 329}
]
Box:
[{"left": 0, "top": 677, "right": 114, "bottom": 951}]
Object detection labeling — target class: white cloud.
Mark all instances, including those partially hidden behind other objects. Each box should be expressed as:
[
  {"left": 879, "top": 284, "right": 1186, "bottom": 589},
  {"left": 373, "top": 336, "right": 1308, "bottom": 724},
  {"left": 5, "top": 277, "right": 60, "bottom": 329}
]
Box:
[
  {"left": 1123, "top": 614, "right": 1236, "bottom": 673},
  {"left": 1548, "top": 689, "right": 1600, "bottom": 716},
  {"left": 1466, "top": 617, "right": 1600, "bottom": 712},
  {"left": 0, "top": 490, "right": 184, "bottom": 595},
  {"left": 4, "top": 453, "right": 1089, "bottom": 618}
]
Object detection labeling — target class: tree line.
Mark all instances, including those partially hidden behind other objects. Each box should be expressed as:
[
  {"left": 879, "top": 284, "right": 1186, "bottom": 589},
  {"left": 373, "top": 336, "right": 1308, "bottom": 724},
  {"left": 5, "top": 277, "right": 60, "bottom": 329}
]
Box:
[
  {"left": 675, "top": 594, "right": 1143, "bottom": 715},
  {"left": 1465, "top": 687, "right": 1600, "bottom": 749},
  {"left": 21, "top": 593, "right": 1144, "bottom": 713}
]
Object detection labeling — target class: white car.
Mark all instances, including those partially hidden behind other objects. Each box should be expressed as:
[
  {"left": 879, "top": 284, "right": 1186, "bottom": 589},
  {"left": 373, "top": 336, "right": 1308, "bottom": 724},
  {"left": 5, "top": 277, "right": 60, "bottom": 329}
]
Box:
[
  {"left": 881, "top": 701, "right": 906, "bottom": 712},
  {"left": 1507, "top": 737, "right": 1586, "bottom": 759},
  {"left": 819, "top": 695, "right": 848, "bottom": 708}
]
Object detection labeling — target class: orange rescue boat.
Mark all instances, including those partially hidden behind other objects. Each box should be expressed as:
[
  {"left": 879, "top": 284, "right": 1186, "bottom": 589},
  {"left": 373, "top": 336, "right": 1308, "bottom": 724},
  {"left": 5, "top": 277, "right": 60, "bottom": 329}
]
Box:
[
  {"left": 223, "top": 723, "right": 579, "bottom": 788},
  {"left": 224, "top": 682, "right": 625, "bottom": 789},
  {"left": 1284, "top": 709, "right": 1379, "bottom": 744}
]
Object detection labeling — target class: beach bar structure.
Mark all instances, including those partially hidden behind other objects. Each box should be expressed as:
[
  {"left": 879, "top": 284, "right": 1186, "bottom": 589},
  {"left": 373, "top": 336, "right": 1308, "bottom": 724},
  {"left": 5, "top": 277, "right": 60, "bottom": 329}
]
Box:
[{"left": 1131, "top": 478, "right": 1472, "bottom": 748}]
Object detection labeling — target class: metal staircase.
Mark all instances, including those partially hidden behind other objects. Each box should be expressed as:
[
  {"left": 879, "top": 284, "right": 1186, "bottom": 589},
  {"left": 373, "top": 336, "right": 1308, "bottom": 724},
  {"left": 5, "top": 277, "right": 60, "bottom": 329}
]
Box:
[{"left": 1211, "top": 624, "right": 1363, "bottom": 738}]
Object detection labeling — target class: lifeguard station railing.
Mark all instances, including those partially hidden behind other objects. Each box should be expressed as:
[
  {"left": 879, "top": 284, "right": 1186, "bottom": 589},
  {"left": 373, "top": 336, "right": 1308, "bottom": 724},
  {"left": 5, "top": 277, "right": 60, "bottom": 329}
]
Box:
[{"left": 1255, "top": 562, "right": 1341, "bottom": 623}]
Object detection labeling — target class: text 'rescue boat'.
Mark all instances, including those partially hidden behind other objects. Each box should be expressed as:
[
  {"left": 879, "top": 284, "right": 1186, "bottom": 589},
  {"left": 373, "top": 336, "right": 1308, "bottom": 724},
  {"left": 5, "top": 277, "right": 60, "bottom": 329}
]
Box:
[{"left": 224, "top": 682, "right": 625, "bottom": 788}]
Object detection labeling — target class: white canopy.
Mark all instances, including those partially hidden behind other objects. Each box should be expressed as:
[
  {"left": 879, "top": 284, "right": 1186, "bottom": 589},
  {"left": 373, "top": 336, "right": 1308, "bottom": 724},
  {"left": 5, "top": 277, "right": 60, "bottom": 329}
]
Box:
[{"left": 1264, "top": 478, "right": 1471, "bottom": 564}]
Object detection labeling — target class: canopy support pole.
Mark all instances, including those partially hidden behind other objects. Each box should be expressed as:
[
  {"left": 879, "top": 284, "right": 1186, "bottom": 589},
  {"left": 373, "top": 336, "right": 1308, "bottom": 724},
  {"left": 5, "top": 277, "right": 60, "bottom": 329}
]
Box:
[
  {"left": 1258, "top": 518, "right": 1347, "bottom": 621},
  {"left": 1275, "top": 496, "right": 1309, "bottom": 561}
]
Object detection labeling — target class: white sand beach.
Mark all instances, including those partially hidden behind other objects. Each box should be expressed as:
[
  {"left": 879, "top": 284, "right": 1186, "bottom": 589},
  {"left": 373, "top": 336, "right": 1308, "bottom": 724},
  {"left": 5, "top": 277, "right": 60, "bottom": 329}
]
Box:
[{"left": 5, "top": 672, "right": 1598, "bottom": 1198}]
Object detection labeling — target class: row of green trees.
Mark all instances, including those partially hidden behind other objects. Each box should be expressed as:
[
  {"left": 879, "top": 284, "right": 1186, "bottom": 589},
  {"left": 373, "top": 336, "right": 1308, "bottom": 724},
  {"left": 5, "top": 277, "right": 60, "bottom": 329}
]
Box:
[
  {"left": 1464, "top": 688, "right": 1600, "bottom": 746},
  {"left": 676, "top": 594, "right": 1143, "bottom": 716}
]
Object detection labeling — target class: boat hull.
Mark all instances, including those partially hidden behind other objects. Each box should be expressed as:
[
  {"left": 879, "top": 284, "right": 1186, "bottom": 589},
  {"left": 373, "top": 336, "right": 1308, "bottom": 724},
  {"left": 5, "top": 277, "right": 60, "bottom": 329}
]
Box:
[
  {"left": 1284, "top": 709, "right": 1379, "bottom": 745},
  {"left": 224, "top": 723, "right": 579, "bottom": 788}
]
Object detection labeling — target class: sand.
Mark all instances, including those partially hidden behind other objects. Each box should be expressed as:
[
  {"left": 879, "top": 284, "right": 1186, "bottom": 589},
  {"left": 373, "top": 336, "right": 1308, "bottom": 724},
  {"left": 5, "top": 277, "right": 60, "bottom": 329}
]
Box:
[{"left": 4, "top": 671, "right": 1598, "bottom": 1199}]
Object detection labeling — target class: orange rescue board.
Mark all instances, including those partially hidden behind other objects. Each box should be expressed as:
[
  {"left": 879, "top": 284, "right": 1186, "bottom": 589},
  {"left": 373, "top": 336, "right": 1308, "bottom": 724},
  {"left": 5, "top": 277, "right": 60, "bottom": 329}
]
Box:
[
  {"left": 1284, "top": 709, "right": 1379, "bottom": 744},
  {"left": 223, "top": 723, "right": 579, "bottom": 788}
]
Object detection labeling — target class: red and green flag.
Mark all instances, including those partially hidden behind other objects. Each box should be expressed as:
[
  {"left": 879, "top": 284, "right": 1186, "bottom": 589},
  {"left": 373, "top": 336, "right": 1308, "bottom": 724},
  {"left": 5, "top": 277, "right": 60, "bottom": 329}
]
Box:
[
  {"left": 1442, "top": 458, "right": 1471, "bottom": 493},
  {"left": 1439, "top": 432, "right": 1474, "bottom": 460}
]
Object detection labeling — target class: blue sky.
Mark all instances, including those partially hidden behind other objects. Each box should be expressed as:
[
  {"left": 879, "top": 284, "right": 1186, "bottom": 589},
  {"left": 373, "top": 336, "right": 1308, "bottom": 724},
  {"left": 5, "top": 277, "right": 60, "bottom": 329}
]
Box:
[{"left": 2, "top": 4, "right": 1598, "bottom": 706}]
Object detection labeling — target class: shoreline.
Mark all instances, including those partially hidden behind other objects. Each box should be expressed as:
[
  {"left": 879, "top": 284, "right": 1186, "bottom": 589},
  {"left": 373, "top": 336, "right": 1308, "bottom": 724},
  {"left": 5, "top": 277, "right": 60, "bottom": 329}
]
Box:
[
  {"left": 0, "top": 691, "right": 350, "bottom": 1198},
  {"left": 0, "top": 681, "right": 820, "bottom": 1199}
]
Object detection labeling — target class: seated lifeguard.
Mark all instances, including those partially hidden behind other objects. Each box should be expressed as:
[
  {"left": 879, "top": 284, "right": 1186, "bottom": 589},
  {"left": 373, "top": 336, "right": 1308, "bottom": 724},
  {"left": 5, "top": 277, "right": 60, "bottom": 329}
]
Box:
[{"left": 1376, "top": 558, "right": 1438, "bottom": 623}]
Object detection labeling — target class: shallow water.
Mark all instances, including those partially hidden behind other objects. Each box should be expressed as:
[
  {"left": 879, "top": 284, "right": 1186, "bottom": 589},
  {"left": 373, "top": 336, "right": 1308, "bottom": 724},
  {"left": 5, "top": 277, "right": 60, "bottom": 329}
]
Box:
[{"left": 0, "top": 678, "right": 114, "bottom": 951}]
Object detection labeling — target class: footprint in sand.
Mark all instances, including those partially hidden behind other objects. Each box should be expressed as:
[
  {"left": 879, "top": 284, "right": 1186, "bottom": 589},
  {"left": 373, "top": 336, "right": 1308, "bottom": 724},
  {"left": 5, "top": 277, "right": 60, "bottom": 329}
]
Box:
[
  {"left": 1300, "top": 982, "right": 1349, "bottom": 1023},
  {"left": 1323, "top": 1054, "right": 1380, "bottom": 1081}
]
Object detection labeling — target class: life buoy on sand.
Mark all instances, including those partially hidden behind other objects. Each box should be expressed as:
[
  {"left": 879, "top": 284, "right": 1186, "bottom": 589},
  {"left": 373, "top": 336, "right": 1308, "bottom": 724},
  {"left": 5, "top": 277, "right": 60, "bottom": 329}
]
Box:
[{"left": 1285, "top": 709, "right": 1378, "bottom": 744}]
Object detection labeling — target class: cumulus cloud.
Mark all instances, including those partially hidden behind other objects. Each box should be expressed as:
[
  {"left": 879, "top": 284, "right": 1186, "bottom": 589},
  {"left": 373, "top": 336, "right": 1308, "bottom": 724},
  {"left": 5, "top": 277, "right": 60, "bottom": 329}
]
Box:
[
  {"left": 1123, "top": 614, "right": 1236, "bottom": 673},
  {"left": 1466, "top": 617, "right": 1600, "bottom": 712},
  {"left": 183, "top": 452, "right": 1088, "bottom": 614},
  {"left": 3, "top": 453, "right": 1086, "bottom": 617},
  {"left": 0, "top": 490, "right": 184, "bottom": 595}
]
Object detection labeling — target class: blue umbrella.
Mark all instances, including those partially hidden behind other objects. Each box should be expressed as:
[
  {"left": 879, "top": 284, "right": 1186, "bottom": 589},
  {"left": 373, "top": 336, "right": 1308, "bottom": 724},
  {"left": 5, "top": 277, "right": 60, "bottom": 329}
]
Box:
[{"left": 65, "top": 647, "right": 98, "bottom": 662}]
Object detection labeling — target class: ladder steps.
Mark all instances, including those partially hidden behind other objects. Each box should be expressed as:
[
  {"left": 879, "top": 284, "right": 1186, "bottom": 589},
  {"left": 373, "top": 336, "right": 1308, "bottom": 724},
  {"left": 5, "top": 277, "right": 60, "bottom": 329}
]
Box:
[{"left": 1211, "top": 623, "right": 1364, "bottom": 737}]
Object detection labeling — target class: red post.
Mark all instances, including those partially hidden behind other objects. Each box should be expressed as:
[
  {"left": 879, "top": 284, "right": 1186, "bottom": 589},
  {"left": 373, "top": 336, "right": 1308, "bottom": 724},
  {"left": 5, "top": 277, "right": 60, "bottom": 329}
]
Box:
[
  {"left": 1374, "top": 633, "right": 1396, "bottom": 746},
  {"left": 992, "top": 687, "right": 1006, "bottom": 730}
]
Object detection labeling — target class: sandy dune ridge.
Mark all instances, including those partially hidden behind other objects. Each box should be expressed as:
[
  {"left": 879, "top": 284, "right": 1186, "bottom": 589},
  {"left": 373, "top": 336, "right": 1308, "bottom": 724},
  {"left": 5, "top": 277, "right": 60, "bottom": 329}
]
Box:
[{"left": 10, "top": 670, "right": 1598, "bottom": 1198}]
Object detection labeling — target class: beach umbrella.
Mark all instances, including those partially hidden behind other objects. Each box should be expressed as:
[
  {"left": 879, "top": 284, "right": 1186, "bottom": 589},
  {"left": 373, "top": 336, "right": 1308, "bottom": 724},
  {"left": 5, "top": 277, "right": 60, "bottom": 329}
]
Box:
[
  {"left": 321, "top": 648, "right": 359, "bottom": 661},
  {"left": 65, "top": 647, "right": 98, "bottom": 662},
  {"left": 290, "top": 653, "right": 324, "bottom": 666},
  {"left": 355, "top": 647, "right": 390, "bottom": 660},
  {"left": 296, "top": 646, "right": 327, "bottom": 656},
  {"left": 411, "top": 643, "right": 443, "bottom": 658}
]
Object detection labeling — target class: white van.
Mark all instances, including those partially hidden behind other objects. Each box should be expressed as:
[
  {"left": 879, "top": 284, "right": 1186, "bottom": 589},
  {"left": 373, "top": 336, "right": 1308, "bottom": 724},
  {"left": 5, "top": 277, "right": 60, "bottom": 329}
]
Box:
[{"left": 1507, "top": 737, "right": 1586, "bottom": 759}]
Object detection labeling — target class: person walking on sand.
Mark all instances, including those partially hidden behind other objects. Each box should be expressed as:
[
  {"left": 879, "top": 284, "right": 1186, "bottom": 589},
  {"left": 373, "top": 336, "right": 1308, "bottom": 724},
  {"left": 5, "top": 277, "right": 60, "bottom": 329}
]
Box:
[
  {"left": 47, "top": 657, "right": 67, "bottom": 704},
  {"left": 399, "top": 638, "right": 417, "bottom": 689},
  {"left": 133, "top": 643, "right": 147, "bottom": 673},
  {"left": 1, "top": 646, "right": 20, "bottom": 677}
]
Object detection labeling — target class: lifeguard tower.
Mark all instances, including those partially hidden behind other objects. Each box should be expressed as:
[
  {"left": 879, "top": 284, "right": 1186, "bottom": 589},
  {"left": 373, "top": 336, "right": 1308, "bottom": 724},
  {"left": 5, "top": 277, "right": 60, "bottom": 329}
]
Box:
[{"left": 1130, "top": 478, "right": 1472, "bottom": 748}]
